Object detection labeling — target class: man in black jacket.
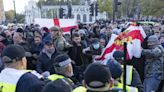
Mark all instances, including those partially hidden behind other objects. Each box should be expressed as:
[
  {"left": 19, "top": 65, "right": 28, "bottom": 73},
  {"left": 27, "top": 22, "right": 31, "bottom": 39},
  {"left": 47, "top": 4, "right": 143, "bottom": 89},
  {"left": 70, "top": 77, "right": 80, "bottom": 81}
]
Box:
[
  {"left": 36, "top": 40, "right": 60, "bottom": 75},
  {"left": 68, "top": 33, "right": 88, "bottom": 82},
  {"left": 68, "top": 33, "right": 86, "bottom": 66}
]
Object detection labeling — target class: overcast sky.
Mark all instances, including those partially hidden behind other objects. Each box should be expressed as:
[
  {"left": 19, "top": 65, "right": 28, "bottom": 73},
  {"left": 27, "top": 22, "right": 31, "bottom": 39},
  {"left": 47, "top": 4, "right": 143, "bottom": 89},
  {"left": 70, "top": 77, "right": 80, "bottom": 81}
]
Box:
[{"left": 3, "top": 0, "right": 38, "bottom": 13}]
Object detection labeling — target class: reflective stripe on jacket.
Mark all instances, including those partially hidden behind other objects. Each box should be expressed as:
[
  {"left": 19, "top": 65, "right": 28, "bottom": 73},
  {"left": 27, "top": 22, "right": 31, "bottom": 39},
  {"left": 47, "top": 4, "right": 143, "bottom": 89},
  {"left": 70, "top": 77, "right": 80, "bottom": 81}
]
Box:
[
  {"left": 121, "top": 65, "right": 133, "bottom": 85},
  {"left": 73, "top": 86, "right": 87, "bottom": 92},
  {"left": 112, "top": 82, "right": 138, "bottom": 92},
  {"left": 0, "top": 68, "right": 27, "bottom": 92}
]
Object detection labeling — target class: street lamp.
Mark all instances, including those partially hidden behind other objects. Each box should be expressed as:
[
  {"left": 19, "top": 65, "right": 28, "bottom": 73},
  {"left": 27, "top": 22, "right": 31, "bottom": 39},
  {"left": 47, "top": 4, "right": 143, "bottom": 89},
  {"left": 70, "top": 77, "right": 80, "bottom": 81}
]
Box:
[{"left": 13, "top": 0, "right": 17, "bottom": 23}]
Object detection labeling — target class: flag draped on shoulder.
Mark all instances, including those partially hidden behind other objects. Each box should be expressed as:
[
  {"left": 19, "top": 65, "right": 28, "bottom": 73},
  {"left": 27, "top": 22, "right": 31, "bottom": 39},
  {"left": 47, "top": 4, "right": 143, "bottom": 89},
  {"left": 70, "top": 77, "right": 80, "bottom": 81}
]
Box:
[{"left": 94, "top": 25, "right": 146, "bottom": 63}]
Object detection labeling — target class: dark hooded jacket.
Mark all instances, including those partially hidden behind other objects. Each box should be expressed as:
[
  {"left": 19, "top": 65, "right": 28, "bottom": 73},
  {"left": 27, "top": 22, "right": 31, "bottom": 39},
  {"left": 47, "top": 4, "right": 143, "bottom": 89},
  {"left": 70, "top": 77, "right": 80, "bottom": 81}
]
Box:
[{"left": 142, "top": 35, "right": 164, "bottom": 80}]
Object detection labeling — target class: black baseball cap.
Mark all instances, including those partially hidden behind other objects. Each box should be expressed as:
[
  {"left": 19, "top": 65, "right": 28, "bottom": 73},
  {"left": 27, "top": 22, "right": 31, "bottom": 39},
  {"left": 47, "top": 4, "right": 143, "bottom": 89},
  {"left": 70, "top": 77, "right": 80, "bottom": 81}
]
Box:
[
  {"left": 106, "top": 59, "right": 123, "bottom": 79},
  {"left": 44, "top": 40, "right": 53, "bottom": 46},
  {"left": 113, "top": 51, "right": 124, "bottom": 62},
  {"left": 42, "top": 79, "right": 72, "bottom": 92},
  {"left": 1, "top": 44, "right": 26, "bottom": 63},
  {"left": 84, "top": 63, "right": 112, "bottom": 91}
]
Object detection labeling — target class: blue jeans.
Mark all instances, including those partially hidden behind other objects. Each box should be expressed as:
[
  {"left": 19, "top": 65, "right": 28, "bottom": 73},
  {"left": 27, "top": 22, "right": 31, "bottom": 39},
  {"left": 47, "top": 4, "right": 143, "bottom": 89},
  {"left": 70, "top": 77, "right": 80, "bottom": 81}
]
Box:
[{"left": 143, "top": 77, "right": 160, "bottom": 92}]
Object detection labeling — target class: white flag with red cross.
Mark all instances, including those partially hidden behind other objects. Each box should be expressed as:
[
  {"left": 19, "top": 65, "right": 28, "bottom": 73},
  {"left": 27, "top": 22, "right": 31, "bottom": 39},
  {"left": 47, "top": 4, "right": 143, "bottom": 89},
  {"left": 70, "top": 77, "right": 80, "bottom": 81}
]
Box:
[{"left": 34, "top": 18, "right": 78, "bottom": 34}]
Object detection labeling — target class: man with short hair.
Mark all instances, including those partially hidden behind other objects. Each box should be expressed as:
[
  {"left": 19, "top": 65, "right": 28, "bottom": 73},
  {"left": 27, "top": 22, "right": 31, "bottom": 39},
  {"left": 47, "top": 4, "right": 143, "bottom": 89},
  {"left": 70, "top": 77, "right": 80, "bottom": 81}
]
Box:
[
  {"left": 36, "top": 40, "right": 59, "bottom": 75},
  {"left": 29, "top": 36, "right": 44, "bottom": 70},
  {"left": 68, "top": 33, "right": 88, "bottom": 83},
  {"left": 152, "top": 26, "right": 161, "bottom": 38},
  {"left": 0, "top": 44, "right": 44, "bottom": 92},
  {"left": 50, "top": 26, "right": 70, "bottom": 53},
  {"left": 68, "top": 33, "right": 85, "bottom": 66}
]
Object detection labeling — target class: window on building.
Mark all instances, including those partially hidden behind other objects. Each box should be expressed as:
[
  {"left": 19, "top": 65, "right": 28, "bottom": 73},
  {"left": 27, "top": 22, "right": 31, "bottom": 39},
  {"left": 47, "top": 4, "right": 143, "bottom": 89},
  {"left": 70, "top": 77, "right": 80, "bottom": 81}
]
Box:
[
  {"left": 83, "top": 14, "right": 87, "bottom": 22},
  {"left": 72, "top": 14, "right": 74, "bottom": 18},
  {"left": 77, "top": 14, "right": 81, "bottom": 21},
  {"left": 89, "top": 15, "right": 92, "bottom": 22}
]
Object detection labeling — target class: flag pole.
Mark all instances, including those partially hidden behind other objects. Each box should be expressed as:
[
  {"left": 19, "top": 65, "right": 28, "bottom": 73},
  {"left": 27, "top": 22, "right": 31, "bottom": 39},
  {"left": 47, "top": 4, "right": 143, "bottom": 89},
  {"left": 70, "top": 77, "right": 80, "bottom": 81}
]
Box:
[{"left": 123, "top": 42, "right": 127, "bottom": 92}]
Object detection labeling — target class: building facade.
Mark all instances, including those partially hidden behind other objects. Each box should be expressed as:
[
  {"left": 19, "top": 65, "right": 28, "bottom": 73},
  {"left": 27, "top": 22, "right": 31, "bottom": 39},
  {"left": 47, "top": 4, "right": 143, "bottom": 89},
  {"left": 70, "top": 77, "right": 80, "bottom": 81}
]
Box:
[
  {"left": 25, "top": 0, "right": 41, "bottom": 24},
  {"left": 25, "top": 0, "right": 107, "bottom": 24},
  {"left": 41, "top": 5, "right": 107, "bottom": 23},
  {"left": 0, "top": 0, "right": 6, "bottom": 24},
  {"left": 42, "top": 5, "right": 95, "bottom": 23}
]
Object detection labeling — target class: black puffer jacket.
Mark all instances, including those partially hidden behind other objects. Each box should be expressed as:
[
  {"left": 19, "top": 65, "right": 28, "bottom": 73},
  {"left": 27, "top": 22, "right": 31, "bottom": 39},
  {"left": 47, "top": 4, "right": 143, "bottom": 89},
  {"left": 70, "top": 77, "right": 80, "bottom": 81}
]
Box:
[
  {"left": 68, "top": 42, "right": 86, "bottom": 66},
  {"left": 36, "top": 51, "right": 60, "bottom": 74}
]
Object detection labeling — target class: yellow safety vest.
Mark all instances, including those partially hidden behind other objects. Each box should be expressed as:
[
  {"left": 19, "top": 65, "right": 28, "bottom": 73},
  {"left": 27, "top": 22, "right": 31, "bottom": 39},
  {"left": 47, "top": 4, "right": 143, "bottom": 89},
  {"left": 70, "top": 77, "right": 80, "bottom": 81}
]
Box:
[
  {"left": 23, "top": 70, "right": 32, "bottom": 72},
  {"left": 121, "top": 65, "right": 133, "bottom": 85},
  {"left": 112, "top": 82, "right": 138, "bottom": 92},
  {"left": 0, "top": 83, "right": 16, "bottom": 92},
  {"left": 48, "top": 74, "right": 65, "bottom": 81},
  {"left": 0, "top": 69, "right": 28, "bottom": 92},
  {"left": 48, "top": 74, "right": 73, "bottom": 83},
  {"left": 73, "top": 86, "right": 87, "bottom": 92}
]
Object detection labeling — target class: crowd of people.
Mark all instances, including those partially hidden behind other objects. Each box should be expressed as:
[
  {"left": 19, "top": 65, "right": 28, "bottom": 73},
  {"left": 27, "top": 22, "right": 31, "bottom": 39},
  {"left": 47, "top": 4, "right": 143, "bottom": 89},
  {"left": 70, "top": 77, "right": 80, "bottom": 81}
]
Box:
[{"left": 0, "top": 20, "right": 164, "bottom": 92}]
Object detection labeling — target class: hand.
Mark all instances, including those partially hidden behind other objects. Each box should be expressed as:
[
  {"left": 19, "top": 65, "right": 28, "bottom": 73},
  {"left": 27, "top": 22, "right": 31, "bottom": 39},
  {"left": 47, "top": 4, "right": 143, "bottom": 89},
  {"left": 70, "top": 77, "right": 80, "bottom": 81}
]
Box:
[
  {"left": 66, "top": 44, "right": 73, "bottom": 48},
  {"left": 41, "top": 71, "right": 50, "bottom": 78},
  {"left": 25, "top": 52, "right": 32, "bottom": 57},
  {"left": 33, "top": 54, "right": 38, "bottom": 59}
]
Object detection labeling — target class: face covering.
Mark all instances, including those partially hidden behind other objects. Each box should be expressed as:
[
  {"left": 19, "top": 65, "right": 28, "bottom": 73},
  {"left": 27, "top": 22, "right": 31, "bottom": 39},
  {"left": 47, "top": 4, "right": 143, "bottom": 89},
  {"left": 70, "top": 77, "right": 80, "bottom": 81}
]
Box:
[{"left": 93, "top": 44, "right": 100, "bottom": 49}]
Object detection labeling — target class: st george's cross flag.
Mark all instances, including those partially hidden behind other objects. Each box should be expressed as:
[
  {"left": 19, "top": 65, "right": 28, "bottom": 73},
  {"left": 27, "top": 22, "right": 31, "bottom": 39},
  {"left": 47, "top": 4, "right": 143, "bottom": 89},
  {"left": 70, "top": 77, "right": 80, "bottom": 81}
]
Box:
[{"left": 34, "top": 18, "right": 78, "bottom": 34}]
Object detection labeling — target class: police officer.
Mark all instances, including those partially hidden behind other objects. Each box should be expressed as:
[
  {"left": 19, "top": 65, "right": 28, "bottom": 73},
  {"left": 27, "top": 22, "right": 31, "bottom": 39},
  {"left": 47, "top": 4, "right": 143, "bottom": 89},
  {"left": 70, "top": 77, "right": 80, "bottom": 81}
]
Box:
[
  {"left": 48, "top": 54, "right": 75, "bottom": 87},
  {"left": 106, "top": 59, "right": 138, "bottom": 92},
  {"left": 42, "top": 78, "right": 73, "bottom": 92},
  {"left": 113, "top": 51, "right": 144, "bottom": 92},
  {"left": 0, "top": 44, "right": 44, "bottom": 92},
  {"left": 73, "top": 63, "right": 114, "bottom": 92}
]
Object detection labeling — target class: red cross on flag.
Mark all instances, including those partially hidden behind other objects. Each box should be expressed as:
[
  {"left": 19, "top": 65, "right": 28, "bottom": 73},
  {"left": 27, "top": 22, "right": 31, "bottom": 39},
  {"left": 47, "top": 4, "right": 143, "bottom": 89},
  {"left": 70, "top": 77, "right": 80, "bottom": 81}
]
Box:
[
  {"left": 94, "top": 25, "right": 146, "bottom": 63},
  {"left": 34, "top": 18, "right": 78, "bottom": 34}
]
